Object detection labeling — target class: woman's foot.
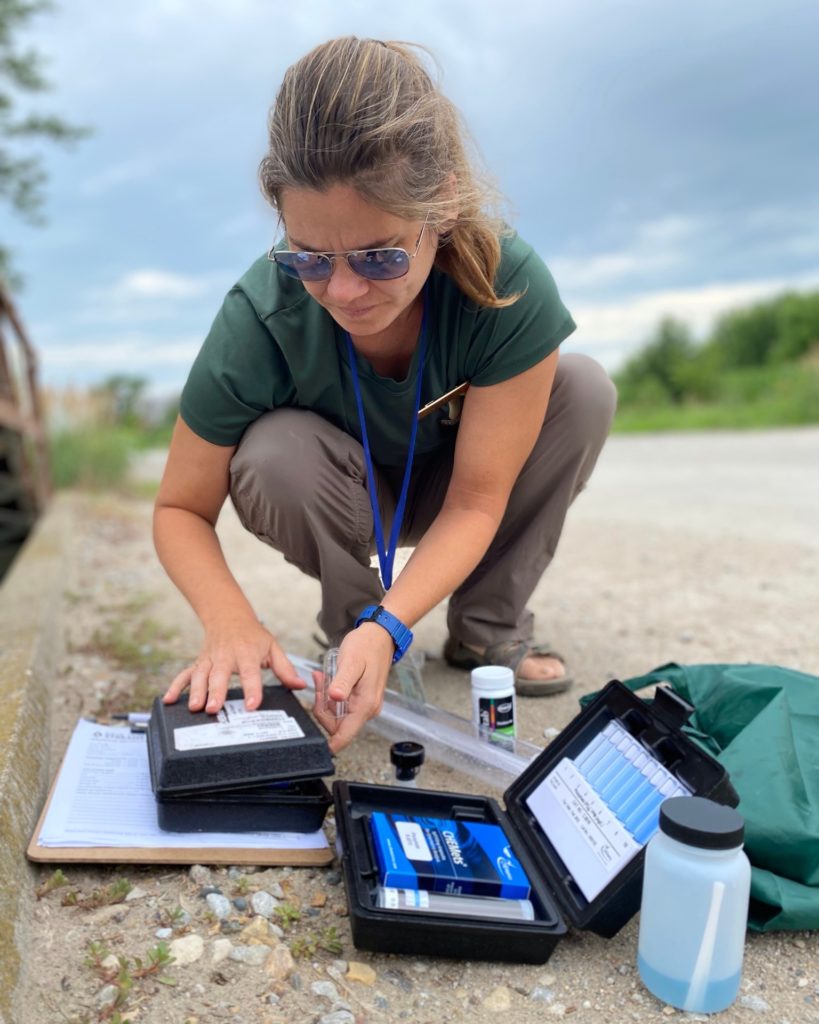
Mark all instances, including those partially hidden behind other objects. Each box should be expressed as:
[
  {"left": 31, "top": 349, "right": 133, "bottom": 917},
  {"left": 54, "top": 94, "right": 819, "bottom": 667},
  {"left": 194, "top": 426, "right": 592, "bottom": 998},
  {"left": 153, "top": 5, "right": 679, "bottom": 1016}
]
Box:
[{"left": 443, "top": 637, "right": 573, "bottom": 696}]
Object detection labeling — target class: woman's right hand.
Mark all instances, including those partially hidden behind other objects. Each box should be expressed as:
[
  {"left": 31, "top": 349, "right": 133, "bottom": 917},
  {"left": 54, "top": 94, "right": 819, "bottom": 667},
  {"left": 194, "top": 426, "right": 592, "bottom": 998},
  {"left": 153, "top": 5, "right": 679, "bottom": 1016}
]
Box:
[{"left": 162, "top": 618, "right": 305, "bottom": 715}]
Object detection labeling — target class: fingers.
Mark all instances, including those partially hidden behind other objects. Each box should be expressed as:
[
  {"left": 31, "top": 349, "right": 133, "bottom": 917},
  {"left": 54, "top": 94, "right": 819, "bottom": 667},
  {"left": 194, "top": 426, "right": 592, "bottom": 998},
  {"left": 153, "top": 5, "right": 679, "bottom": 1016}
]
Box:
[
  {"left": 268, "top": 643, "right": 307, "bottom": 691},
  {"left": 236, "top": 655, "right": 263, "bottom": 711},
  {"left": 163, "top": 664, "right": 193, "bottom": 704},
  {"left": 329, "top": 703, "right": 380, "bottom": 753}
]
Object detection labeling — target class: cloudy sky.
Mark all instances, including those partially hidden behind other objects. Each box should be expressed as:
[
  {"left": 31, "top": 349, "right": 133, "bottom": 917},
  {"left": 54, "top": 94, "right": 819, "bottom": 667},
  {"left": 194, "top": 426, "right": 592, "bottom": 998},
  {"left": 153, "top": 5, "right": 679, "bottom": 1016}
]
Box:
[{"left": 5, "top": 0, "right": 818, "bottom": 394}]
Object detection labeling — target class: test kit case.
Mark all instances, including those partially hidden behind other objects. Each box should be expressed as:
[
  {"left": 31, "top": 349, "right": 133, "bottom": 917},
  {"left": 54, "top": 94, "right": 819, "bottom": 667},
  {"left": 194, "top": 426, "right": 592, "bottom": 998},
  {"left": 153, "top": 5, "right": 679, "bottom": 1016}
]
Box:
[
  {"left": 333, "top": 680, "right": 739, "bottom": 963},
  {"left": 147, "top": 685, "right": 333, "bottom": 833}
]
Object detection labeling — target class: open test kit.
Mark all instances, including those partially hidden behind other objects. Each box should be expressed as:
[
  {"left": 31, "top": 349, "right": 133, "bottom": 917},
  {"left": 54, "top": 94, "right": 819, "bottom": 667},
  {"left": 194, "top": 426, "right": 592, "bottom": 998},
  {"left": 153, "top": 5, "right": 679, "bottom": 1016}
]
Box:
[
  {"left": 146, "top": 686, "right": 334, "bottom": 833},
  {"left": 333, "top": 680, "right": 739, "bottom": 963}
]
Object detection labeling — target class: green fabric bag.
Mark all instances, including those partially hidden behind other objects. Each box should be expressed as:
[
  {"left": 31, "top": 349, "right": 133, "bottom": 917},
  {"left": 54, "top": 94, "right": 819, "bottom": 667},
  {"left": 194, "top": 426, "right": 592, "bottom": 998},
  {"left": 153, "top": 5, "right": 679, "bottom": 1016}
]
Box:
[{"left": 581, "top": 662, "right": 819, "bottom": 932}]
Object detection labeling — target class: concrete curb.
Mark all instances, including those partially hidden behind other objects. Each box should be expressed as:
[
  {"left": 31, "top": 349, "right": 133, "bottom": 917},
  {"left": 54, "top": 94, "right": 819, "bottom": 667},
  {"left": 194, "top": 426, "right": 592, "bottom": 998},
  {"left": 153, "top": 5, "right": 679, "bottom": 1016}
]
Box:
[{"left": 0, "top": 495, "right": 72, "bottom": 1024}]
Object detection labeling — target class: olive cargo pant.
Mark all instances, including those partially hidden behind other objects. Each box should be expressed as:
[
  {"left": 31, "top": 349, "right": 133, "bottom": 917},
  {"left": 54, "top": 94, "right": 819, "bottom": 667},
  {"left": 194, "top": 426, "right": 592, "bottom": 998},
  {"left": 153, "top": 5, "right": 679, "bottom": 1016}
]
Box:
[{"left": 229, "top": 353, "right": 616, "bottom": 648}]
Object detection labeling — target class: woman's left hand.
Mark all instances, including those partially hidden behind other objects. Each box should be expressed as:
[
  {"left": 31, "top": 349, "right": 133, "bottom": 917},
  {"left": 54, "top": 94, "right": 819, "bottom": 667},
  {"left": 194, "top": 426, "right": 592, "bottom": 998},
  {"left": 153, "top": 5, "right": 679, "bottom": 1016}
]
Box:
[{"left": 313, "top": 624, "right": 395, "bottom": 752}]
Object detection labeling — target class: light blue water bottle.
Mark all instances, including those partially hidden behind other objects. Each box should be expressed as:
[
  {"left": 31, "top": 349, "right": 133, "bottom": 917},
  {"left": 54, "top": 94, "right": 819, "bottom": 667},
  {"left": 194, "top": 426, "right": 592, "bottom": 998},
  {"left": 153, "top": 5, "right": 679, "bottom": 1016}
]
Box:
[{"left": 637, "top": 796, "right": 750, "bottom": 1013}]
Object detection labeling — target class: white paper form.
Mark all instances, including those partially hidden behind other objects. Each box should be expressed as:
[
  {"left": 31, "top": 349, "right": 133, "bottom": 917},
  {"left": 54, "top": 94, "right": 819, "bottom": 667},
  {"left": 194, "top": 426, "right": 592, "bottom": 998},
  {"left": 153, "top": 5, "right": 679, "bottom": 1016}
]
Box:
[{"left": 36, "top": 720, "right": 328, "bottom": 851}]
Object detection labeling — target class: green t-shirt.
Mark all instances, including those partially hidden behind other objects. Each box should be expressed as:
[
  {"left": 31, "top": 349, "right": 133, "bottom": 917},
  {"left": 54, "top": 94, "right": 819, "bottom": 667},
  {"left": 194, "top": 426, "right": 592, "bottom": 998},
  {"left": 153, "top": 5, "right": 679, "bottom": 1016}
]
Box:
[{"left": 180, "top": 231, "right": 575, "bottom": 467}]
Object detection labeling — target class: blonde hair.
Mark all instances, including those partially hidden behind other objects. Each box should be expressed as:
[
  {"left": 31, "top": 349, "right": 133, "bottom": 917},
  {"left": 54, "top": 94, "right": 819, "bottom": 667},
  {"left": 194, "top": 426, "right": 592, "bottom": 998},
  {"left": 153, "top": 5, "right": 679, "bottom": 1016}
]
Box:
[{"left": 259, "top": 36, "right": 518, "bottom": 308}]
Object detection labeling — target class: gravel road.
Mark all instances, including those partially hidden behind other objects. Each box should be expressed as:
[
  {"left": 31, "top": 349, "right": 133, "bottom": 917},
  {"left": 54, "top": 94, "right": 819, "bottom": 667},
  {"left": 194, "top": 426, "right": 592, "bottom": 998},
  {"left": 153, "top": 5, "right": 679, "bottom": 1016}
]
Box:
[{"left": 19, "top": 427, "right": 819, "bottom": 1024}]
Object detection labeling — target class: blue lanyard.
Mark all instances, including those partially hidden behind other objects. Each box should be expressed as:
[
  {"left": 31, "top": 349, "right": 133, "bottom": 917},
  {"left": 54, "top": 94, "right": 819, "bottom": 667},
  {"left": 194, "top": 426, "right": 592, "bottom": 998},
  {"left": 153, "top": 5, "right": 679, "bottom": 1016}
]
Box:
[{"left": 344, "top": 292, "right": 428, "bottom": 590}]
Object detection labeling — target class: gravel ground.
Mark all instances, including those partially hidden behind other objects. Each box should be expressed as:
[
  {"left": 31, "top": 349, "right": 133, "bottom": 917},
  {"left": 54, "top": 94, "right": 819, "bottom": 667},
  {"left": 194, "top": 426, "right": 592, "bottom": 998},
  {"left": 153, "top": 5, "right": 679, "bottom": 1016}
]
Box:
[{"left": 18, "top": 427, "right": 819, "bottom": 1024}]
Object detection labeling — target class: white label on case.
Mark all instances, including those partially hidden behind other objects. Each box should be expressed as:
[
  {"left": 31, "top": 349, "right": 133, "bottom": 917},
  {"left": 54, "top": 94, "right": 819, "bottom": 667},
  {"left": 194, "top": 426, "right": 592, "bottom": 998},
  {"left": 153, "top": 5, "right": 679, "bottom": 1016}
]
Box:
[{"left": 173, "top": 700, "right": 304, "bottom": 751}]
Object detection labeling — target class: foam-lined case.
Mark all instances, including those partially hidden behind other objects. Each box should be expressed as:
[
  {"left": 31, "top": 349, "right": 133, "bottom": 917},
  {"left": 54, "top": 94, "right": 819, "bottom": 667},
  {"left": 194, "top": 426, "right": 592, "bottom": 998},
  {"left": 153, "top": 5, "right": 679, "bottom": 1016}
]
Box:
[
  {"left": 333, "top": 681, "right": 739, "bottom": 963},
  {"left": 147, "top": 685, "right": 334, "bottom": 833}
]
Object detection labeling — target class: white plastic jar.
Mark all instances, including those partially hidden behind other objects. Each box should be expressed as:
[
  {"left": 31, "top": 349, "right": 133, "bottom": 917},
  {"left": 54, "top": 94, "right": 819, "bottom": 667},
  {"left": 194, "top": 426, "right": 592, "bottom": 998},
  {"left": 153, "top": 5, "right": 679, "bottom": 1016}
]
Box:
[
  {"left": 470, "top": 665, "right": 516, "bottom": 748},
  {"left": 637, "top": 796, "right": 750, "bottom": 1013}
]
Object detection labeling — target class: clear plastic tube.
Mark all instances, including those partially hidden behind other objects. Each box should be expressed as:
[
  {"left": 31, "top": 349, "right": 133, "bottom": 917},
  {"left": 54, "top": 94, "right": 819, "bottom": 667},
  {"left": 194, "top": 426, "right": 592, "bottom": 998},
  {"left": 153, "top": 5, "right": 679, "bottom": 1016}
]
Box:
[
  {"left": 288, "top": 654, "right": 542, "bottom": 790},
  {"left": 376, "top": 885, "right": 535, "bottom": 921}
]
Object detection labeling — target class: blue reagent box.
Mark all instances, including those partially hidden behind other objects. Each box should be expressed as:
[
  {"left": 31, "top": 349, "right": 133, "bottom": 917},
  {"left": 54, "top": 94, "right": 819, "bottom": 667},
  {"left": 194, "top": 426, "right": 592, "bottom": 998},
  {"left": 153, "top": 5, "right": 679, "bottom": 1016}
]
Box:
[{"left": 369, "top": 812, "right": 531, "bottom": 898}]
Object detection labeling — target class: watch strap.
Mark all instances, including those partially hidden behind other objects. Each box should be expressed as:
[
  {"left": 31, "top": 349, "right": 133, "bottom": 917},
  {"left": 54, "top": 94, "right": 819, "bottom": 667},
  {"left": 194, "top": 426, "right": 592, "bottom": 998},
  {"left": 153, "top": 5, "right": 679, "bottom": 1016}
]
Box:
[{"left": 354, "top": 604, "right": 413, "bottom": 664}]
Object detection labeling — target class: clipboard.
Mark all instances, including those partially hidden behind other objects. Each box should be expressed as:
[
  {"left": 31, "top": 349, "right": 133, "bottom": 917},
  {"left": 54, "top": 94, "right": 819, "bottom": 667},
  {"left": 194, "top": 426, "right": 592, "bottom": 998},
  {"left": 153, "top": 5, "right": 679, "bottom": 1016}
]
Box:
[{"left": 27, "top": 726, "right": 334, "bottom": 867}]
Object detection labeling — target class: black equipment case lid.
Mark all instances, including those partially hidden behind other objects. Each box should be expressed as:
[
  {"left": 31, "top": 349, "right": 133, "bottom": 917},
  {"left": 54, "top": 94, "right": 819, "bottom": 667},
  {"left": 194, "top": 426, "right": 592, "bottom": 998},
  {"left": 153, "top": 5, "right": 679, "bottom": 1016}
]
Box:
[
  {"left": 333, "top": 680, "right": 739, "bottom": 963},
  {"left": 147, "top": 685, "right": 334, "bottom": 797}
]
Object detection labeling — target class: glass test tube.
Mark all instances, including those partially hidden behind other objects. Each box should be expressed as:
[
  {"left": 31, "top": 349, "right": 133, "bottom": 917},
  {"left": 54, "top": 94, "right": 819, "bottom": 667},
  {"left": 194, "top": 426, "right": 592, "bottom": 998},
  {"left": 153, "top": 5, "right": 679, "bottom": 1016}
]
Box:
[{"left": 317, "top": 647, "right": 348, "bottom": 719}]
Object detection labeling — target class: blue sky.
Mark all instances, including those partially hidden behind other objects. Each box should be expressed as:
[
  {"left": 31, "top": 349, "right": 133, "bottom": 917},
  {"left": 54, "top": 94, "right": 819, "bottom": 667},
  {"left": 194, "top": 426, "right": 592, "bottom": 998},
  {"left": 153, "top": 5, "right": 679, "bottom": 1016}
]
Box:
[{"left": 5, "top": 0, "right": 818, "bottom": 395}]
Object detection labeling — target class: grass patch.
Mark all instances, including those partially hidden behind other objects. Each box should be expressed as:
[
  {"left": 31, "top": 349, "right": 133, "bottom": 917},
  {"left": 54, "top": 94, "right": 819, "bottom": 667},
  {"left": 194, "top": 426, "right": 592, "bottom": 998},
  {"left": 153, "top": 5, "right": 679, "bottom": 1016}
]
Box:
[
  {"left": 49, "top": 423, "right": 172, "bottom": 491},
  {"left": 614, "top": 361, "right": 819, "bottom": 432}
]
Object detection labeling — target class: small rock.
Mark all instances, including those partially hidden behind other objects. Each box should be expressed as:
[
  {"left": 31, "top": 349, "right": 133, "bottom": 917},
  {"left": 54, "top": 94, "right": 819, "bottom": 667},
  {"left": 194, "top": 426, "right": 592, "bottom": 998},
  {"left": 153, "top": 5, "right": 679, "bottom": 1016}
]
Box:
[
  {"left": 169, "top": 933, "right": 205, "bottom": 966},
  {"left": 792, "top": 938, "right": 806, "bottom": 949},
  {"left": 124, "top": 885, "right": 148, "bottom": 901},
  {"left": 176, "top": 911, "right": 192, "bottom": 927},
  {"left": 531, "top": 987, "right": 555, "bottom": 1004},
  {"left": 229, "top": 945, "right": 269, "bottom": 966},
  {"left": 318, "top": 1013, "right": 354, "bottom": 1024},
  {"left": 155, "top": 927, "right": 173, "bottom": 940},
  {"left": 199, "top": 885, "right": 223, "bottom": 898},
  {"left": 97, "top": 984, "right": 119, "bottom": 1010},
  {"left": 269, "top": 923, "right": 285, "bottom": 939},
  {"left": 739, "top": 995, "right": 771, "bottom": 1013},
  {"left": 290, "top": 971, "right": 303, "bottom": 991},
  {"left": 232, "top": 897, "right": 248, "bottom": 913},
  {"left": 189, "top": 864, "right": 211, "bottom": 885},
  {"left": 228, "top": 867, "right": 243, "bottom": 880},
  {"left": 305, "top": 907, "right": 321, "bottom": 917},
  {"left": 206, "top": 893, "right": 232, "bottom": 919},
  {"left": 346, "top": 962, "right": 376, "bottom": 985},
  {"left": 220, "top": 919, "right": 243, "bottom": 935},
  {"left": 311, "top": 892, "right": 328, "bottom": 908},
  {"left": 331, "top": 958, "right": 348, "bottom": 974},
  {"left": 89, "top": 904, "right": 130, "bottom": 926},
  {"left": 539, "top": 973, "right": 556, "bottom": 987},
  {"left": 662, "top": 1007, "right": 676, "bottom": 1016},
  {"left": 269, "top": 882, "right": 285, "bottom": 899},
  {"left": 547, "top": 1005, "right": 567, "bottom": 1017},
  {"left": 211, "top": 939, "right": 233, "bottom": 965},
  {"left": 266, "top": 993, "right": 280, "bottom": 1005},
  {"left": 241, "top": 916, "right": 278, "bottom": 946},
  {"left": 265, "top": 944, "right": 295, "bottom": 982},
  {"left": 250, "top": 890, "right": 278, "bottom": 918},
  {"left": 325, "top": 871, "right": 342, "bottom": 886},
  {"left": 383, "top": 968, "right": 413, "bottom": 992},
  {"left": 797, "top": 978, "right": 809, "bottom": 988},
  {"left": 543, "top": 727, "right": 560, "bottom": 741},
  {"left": 100, "top": 954, "right": 119, "bottom": 972},
  {"left": 311, "top": 980, "right": 341, "bottom": 1002},
  {"left": 482, "top": 986, "right": 512, "bottom": 1011},
  {"left": 374, "top": 995, "right": 389, "bottom": 1009},
  {"left": 617, "top": 964, "right": 631, "bottom": 975}
]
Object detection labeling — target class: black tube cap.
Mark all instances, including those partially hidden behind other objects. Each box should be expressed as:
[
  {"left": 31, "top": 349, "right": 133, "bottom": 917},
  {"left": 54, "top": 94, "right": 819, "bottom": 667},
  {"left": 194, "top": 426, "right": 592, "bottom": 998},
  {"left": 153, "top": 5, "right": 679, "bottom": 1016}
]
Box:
[{"left": 390, "top": 741, "right": 425, "bottom": 781}]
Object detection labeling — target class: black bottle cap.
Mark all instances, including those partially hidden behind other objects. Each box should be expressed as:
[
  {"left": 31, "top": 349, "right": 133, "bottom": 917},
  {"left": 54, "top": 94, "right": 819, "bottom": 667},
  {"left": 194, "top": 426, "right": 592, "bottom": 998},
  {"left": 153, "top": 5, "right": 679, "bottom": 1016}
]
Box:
[
  {"left": 659, "top": 796, "right": 744, "bottom": 850},
  {"left": 390, "top": 741, "right": 425, "bottom": 781}
]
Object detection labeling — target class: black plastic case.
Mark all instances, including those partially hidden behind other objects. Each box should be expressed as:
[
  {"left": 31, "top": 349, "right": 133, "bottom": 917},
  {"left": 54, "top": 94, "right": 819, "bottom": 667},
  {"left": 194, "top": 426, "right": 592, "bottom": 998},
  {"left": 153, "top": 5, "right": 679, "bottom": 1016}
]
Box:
[
  {"left": 333, "top": 680, "right": 739, "bottom": 963},
  {"left": 147, "top": 685, "right": 334, "bottom": 833}
]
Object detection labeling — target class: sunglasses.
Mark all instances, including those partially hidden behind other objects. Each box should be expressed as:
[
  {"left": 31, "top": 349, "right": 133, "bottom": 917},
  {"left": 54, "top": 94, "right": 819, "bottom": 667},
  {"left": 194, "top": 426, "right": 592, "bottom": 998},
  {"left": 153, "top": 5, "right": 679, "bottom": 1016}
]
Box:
[{"left": 268, "top": 212, "right": 430, "bottom": 283}]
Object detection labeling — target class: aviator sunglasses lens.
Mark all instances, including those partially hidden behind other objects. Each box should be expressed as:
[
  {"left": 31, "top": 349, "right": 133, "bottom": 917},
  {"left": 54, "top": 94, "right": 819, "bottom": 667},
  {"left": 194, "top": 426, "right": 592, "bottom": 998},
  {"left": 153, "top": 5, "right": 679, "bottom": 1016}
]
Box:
[
  {"left": 274, "top": 251, "right": 332, "bottom": 281},
  {"left": 347, "top": 248, "right": 410, "bottom": 281}
]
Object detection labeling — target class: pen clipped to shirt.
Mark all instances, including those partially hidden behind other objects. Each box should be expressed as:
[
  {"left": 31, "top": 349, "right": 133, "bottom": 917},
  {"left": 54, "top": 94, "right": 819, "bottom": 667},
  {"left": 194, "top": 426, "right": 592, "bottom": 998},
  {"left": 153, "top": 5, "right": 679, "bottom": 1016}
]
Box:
[{"left": 417, "top": 381, "right": 469, "bottom": 421}]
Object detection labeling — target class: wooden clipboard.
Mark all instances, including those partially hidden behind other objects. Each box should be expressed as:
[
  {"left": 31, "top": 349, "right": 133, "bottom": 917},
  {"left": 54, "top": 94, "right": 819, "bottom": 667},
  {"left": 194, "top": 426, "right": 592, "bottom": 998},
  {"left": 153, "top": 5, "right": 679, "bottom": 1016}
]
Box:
[{"left": 27, "top": 747, "right": 334, "bottom": 867}]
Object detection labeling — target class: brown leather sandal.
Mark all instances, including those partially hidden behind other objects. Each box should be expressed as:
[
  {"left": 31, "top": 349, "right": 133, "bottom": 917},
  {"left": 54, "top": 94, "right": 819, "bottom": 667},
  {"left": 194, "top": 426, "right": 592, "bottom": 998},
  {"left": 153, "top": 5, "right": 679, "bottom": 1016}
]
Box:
[{"left": 443, "top": 636, "right": 574, "bottom": 697}]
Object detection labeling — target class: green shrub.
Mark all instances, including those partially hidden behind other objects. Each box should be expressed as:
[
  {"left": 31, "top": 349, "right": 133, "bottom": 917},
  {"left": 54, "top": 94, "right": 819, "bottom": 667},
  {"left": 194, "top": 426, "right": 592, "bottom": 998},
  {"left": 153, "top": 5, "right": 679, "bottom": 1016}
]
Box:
[{"left": 50, "top": 428, "right": 135, "bottom": 489}]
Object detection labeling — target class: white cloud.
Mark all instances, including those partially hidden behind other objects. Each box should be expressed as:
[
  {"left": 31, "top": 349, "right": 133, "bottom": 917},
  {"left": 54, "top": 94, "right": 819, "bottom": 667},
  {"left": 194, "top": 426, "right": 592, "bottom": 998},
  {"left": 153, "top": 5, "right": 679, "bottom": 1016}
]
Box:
[
  {"left": 112, "top": 269, "right": 212, "bottom": 300},
  {"left": 568, "top": 269, "right": 819, "bottom": 370},
  {"left": 40, "top": 335, "right": 202, "bottom": 389},
  {"left": 550, "top": 215, "right": 702, "bottom": 293}
]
